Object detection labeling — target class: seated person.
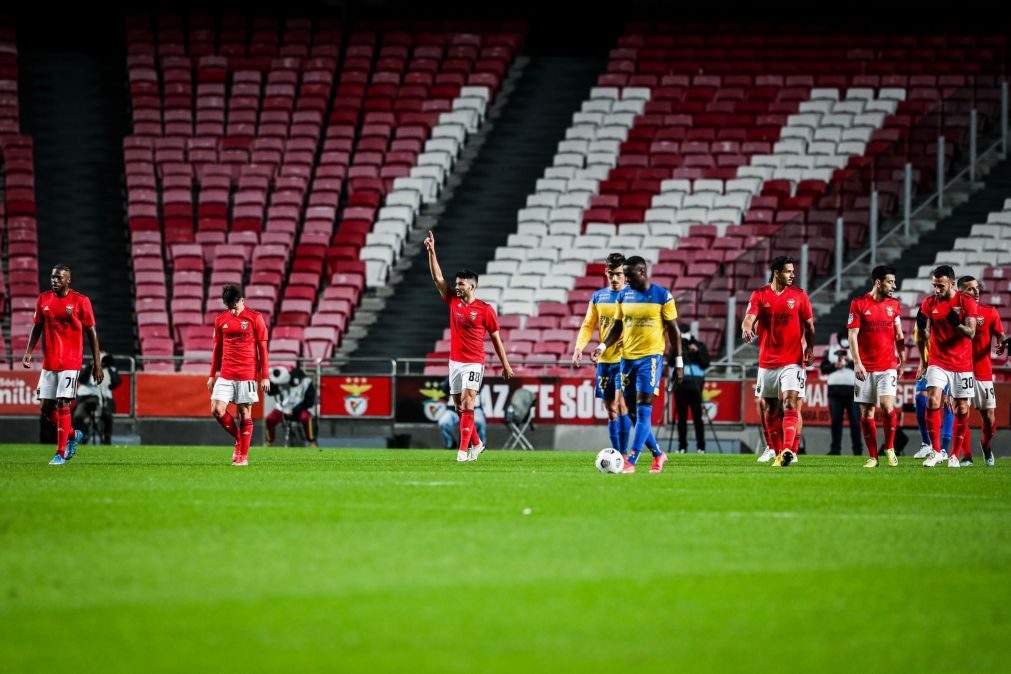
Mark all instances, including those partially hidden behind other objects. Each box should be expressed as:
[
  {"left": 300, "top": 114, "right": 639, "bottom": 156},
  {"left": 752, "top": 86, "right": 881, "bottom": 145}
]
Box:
[{"left": 265, "top": 366, "right": 318, "bottom": 448}]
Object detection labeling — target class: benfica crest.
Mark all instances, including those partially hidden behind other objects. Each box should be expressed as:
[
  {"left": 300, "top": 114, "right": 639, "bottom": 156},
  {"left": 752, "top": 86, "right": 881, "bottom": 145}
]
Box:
[
  {"left": 420, "top": 380, "right": 447, "bottom": 421},
  {"left": 240, "top": 321, "right": 249, "bottom": 330},
  {"left": 65, "top": 305, "right": 74, "bottom": 317},
  {"left": 886, "top": 307, "right": 894, "bottom": 317},
  {"left": 786, "top": 299, "right": 795, "bottom": 309},
  {"left": 340, "top": 377, "right": 373, "bottom": 416},
  {"left": 469, "top": 311, "right": 478, "bottom": 321}
]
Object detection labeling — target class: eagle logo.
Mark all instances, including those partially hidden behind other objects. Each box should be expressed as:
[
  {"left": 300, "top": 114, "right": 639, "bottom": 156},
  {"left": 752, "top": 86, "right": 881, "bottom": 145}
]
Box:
[
  {"left": 340, "top": 377, "right": 373, "bottom": 416},
  {"left": 786, "top": 300, "right": 795, "bottom": 309},
  {"left": 469, "top": 311, "right": 478, "bottom": 321},
  {"left": 886, "top": 307, "right": 894, "bottom": 317},
  {"left": 420, "top": 380, "right": 448, "bottom": 421},
  {"left": 240, "top": 321, "right": 249, "bottom": 330},
  {"left": 65, "top": 306, "right": 74, "bottom": 317}
]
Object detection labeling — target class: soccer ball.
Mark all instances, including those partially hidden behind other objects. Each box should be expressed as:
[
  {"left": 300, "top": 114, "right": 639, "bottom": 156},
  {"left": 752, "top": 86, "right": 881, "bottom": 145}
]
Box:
[{"left": 595, "top": 448, "right": 624, "bottom": 474}]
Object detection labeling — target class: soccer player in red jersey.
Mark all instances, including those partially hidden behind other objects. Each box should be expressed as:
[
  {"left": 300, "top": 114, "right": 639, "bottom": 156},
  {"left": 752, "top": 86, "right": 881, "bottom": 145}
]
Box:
[
  {"left": 957, "top": 276, "right": 1007, "bottom": 466},
  {"left": 917, "top": 265, "right": 978, "bottom": 468},
  {"left": 847, "top": 265, "right": 905, "bottom": 468},
  {"left": 741, "top": 256, "right": 815, "bottom": 468},
  {"left": 424, "top": 230, "right": 513, "bottom": 462},
  {"left": 207, "top": 284, "right": 270, "bottom": 466},
  {"left": 22, "top": 265, "right": 103, "bottom": 465}
]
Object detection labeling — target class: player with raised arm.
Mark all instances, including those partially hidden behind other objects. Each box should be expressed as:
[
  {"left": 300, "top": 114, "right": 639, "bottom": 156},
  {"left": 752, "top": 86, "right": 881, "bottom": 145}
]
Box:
[
  {"left": 741, "top": 256, "right": 816, "bottom": 468},
  {"left": 424, "top": 230, "right": 513, "bottom": 462},
  {"left": 847, "top": 265, "right": 905, "bottom": 468},
  {"left": 594, "top": 256, "right": 684, "bottom": 473},
  {"left": 22, "top": 264, "right": 103, "bottom": 465},
  {"left": 208, "top": 284, "right": 270, "bottom": 466},
  {"left": 572, "top": 253, "right": 631, "bottom": 456},
  {"left": 917, "top": 265, "right": 978, "bottom": 468},
  {"left": 957, "top": 276, "right": 1007, "bottom": 466}
]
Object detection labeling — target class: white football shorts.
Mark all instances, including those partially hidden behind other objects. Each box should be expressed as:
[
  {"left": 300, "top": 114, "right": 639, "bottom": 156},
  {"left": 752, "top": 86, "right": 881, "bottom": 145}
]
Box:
[
  {"left": 924, "top": 366, "right": 974, "bottom": 400},
  {"left": 756, "top": 365, "right": 807, "bottom": 399},
  {"left": 211, "top": 378, "right": 259, "bottom": 405},
  {"left": 854, "top": 369, "right": 898, "bottom": 405},
  {"left": 448, "top": 359, "right": 484, "bottom": 395},
  {"left": 974, "top": 380, "right": 996, "bottom": 410},
  {"left": 36, "top": 369, "right": 80, "bottom": 401}
]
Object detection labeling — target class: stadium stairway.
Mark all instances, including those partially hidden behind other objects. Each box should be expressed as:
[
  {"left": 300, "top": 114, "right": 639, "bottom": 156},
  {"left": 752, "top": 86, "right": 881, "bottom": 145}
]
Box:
[
  {"left": 343, "top": 56, "right": 605, "bottom": 361},
  {"left": 21, "top": 45, "right": 134, "bottom": 354},
  {"left": 811, "top": 155, "right": 1011, "bottom": 342}
]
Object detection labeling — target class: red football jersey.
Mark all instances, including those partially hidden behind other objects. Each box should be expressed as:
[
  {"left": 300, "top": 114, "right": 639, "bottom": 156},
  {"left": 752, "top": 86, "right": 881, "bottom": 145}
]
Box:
[
  {"left": 32, "top": 290, "right": 96, "bottom": 371},
  {"left": 745, "top": 285, "right": 814, "bottom": 369},
  {"left": 209, "top": 308, "right": 269, "bottom": 381},
  {"left": 847, "top": 294, "right": 902, "bottom": 372},
  {"left": 445, "top": 294, "right": 499, "bottom": 364},
  {"left": 969, "top": 304, "right": 1005, "bottom": 380},
  {"left": 920, "top": 292, "right": 978, "bottom": 373}
]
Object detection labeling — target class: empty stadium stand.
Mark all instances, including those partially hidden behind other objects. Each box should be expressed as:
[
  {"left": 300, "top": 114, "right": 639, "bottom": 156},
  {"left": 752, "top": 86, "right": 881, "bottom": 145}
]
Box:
[
  {"left": 422, "top": 25, "right": 1007, "bottom": 375},
  {"left": 122, "top": 15, "right": 523, "bottom": 370}
]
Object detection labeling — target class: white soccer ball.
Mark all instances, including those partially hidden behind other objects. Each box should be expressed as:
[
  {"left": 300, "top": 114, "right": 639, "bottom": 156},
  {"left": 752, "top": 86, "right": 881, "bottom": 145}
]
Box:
[{"left": 595, "top": 448, "right": 624, "bottom": 474}]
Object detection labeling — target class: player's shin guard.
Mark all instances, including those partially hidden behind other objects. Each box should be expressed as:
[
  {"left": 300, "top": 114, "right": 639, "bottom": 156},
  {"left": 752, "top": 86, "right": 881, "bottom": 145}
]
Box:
[
  {"left": 618, "top": 414, "right": 631, "bottom": 455},
  {"left": 941, "top": 407, "right": 954, "bottom": 454},
  {"left": 953, "top": 412, "right": 970, "bottom": 460},
  {"left": 764, "top": 409, "right": 783, "bottom": 453},
  {"left": 216, "top": 411, "right": 239, "bottom": 438},
  {"left": 239, "top": 418, "right": 253, "bottom": 460},
  {"left": 882, "top": 409, "right": 898, "bottom": 450},
  {"left": 459, "top": 409, "right": 475, "bottom": 452},
  {"left": 607, "top": 419, "right": 622, "bottom": 454},
  {"left": 860, "top": 417, "right": 879, "bottom": 459},
  {"left": 926, "top": 406, "right": 942, "bottom": 457},
  {"left": 915, "top": 394, "right": 931, "bottom": 445},
  {"left": 56, "top": 408, "right": 72, "bottom": 458},
  {"left": 782, "top": 409, "right": 800, "bottom": 456},
  {"left": 628, "top": 404, "right": 654, "bottom": 463}
]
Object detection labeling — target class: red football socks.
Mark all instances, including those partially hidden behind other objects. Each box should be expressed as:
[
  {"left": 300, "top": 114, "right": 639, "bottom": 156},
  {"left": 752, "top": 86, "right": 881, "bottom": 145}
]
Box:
[
  {"left": 56, "top": 408, "right": 72, "bottom": 458},
  {"left": 238, "top": 419, "right": 253, "bottom": 460},
  {"left": 861, "top": 417, "right": 879, "bottom": 459},
  {"left": 764, "top": 410, "right": 783, "bottom": 453},
  {"left": 216, "top": 411, "right": 239, "bottom": 438},
  {"left": 953, "top": 412, "right": 970, "bottom": 461},
  {"left": 882, "top": 409, "right": 898, "bottom": 450},
  {"left": 926, "top": 406, "right": 942, "bottom": 455},
  {"left": 459, "top": 409, "right": 475, "bottom": 451},
  {"left": 782, "top": 409, "right": 800, "bottom": 454},
  {"left": 982, "top": 418, "right": 996, "bottom": 454}
]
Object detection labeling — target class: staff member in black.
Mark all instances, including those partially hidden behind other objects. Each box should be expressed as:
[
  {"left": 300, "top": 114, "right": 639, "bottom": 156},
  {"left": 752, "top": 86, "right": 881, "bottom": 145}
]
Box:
[
  {"left": 673, "top": 325, "right": 710, "bottom": 453},
  {"left": 820, "top": 331, "right": 863, "bottom": 455}
]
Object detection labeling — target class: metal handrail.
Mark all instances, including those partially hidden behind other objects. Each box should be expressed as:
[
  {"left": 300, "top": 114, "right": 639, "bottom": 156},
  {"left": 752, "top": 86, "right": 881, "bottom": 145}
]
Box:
[{"left": 808, "top": 137, "right": 1006, "bottom": 304}]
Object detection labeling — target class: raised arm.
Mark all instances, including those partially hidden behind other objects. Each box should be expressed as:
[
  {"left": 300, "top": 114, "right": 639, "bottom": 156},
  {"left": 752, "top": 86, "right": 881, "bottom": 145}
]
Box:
[{"left": 423, "top": 230, "right": 450, "bottom": 299}]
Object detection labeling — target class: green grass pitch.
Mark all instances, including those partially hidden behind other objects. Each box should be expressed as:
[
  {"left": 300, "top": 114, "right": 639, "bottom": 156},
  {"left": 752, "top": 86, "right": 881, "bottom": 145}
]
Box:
[{"left": 1, "top": 445, "right": 1009, "bottom": 673}]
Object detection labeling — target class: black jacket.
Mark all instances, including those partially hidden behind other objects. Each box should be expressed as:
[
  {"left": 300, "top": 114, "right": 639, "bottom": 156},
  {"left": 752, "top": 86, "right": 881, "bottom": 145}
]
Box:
[{"left": 674, "top": 336, "right": 710, "bottom": 378}]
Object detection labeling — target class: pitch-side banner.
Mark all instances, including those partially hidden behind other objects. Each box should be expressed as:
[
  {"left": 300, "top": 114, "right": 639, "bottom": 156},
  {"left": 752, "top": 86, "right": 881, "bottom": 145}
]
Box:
[
  {"left": 394, "top": 376, "right": 668, "bottom": 425},
  {"left": 742, "top": 379, "right": 1011, "bottom": 427},
  {"left": 320, "top": 376, "right": 393, "bottom": 418},
  {"left": 0, "top": 372, "right": 38, "bottom": 415}
]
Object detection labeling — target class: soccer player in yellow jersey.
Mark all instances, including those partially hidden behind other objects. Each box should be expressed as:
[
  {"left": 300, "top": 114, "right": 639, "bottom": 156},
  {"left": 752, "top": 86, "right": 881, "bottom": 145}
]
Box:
[
  {"left": 572, "top": 253, "right": 631, "bottom": 456},
  {"left": 594, "top": 256, "right": 684, "bottom": 473}
]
